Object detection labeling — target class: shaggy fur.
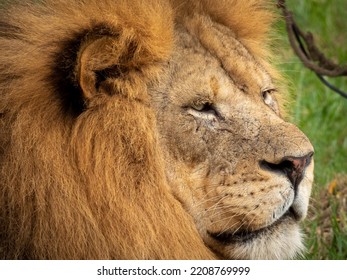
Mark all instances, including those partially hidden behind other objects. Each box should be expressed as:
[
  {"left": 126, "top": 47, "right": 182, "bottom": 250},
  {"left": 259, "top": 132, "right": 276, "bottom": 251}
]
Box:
[
  {"left": 0, "top": 0, "right": 216, "bottom": 260},
  {"left": 0, "top": 0, "right": 313, "bottom": 259}
]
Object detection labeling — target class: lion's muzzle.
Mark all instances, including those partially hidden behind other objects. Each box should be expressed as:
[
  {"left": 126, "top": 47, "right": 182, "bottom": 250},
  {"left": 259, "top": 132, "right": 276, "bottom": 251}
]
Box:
[{"left": 261, "top": 152, "right": 314, "bottom": 197}]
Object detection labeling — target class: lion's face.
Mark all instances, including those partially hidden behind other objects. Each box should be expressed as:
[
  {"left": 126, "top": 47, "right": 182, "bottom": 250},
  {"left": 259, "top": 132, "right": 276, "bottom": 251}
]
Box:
[
  {"left": 0, "top": 0, "right": 314, "bottom": 260},
  {"left": 151, "top": 22, "right": 314, "bottom": 259}
]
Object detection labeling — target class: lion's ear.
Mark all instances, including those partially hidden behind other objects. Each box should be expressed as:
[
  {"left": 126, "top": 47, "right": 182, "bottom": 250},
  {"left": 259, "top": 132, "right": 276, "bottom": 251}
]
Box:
[
  {"left": 77, "top": 36, "right": 129, "bottom": 101},
  {"left": 76, "top": 25, "right": 173, "bottom": 103}
]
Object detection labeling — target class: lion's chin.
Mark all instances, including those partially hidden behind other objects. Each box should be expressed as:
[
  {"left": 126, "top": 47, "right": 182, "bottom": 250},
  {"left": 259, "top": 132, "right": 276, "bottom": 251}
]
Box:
[{"left": 207, "top": 212, "right": 305, "bottom": 260}]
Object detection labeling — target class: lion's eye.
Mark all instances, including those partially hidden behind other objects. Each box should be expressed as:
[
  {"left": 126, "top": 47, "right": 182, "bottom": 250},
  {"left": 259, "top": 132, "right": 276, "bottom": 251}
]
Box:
[
  {"left": 262, "top": 88, "right": 280, "bottom": 114},
  {"left": 188, "top": 101, "right": 221, "bottom": 121},
  {"left": 192, "top": 102, "right": 214, "bottom": 113},
  {"left": 262, "top": 89, "right": 278, "bottom": 106},
  {"left": 262, "top": 89, "right": 274, "bottom": 105}
]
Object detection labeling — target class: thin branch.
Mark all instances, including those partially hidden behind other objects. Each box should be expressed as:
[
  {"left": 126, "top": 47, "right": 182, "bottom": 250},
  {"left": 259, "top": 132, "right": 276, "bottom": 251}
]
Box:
[{"left": 278, "top": 0, "right": 347, "bottom": 77}]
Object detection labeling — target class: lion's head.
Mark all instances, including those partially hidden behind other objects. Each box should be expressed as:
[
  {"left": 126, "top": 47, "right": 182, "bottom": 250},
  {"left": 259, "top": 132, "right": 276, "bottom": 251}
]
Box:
[{"left": 0, "top": 0, "right": 313, "bottom": 259}]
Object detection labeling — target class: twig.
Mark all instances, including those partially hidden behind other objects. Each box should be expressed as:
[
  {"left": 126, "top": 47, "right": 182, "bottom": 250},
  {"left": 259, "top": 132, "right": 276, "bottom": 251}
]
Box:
[{"left": 278, "top": 0, "right": 347, "bottom": 77}]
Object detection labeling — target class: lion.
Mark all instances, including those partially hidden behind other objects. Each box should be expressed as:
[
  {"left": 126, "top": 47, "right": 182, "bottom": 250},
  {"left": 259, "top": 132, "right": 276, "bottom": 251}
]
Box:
[{"left": 0, "top": 0, "right": 314, "bottom": 259}]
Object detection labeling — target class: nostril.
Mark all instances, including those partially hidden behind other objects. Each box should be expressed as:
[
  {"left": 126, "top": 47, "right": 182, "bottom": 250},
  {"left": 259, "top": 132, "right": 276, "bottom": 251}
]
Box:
[
  {"left": 261, "top": 159, "right": 293, "bottom": 174},
  {"left": 260, "top": 152, "right": 313, "bottom": 194},
  {"left": 304, "top": 152, "right": 313, "bottom": 168}
]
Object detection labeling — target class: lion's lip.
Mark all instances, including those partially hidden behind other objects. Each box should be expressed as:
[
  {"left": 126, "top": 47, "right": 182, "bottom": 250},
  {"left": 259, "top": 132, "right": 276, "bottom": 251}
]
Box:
[{"left": 208, "top": 208, "right": 296, "bottom": 244}]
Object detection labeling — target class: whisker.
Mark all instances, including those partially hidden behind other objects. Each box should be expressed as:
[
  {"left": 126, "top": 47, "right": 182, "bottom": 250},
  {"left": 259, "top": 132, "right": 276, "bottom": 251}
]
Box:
[{"left": 208, "top": 212, "right": 240, "bottom": 228}]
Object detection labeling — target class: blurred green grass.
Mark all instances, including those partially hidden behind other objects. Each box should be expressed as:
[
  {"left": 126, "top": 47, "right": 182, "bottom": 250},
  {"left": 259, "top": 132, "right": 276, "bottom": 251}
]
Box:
[{"left": 275, "top": 0, "right": 347, "bottom": 259}]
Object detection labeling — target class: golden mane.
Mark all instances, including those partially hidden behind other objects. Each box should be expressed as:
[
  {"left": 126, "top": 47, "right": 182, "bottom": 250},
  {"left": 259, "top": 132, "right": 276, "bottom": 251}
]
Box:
[
  {"left": 0, "top": 0, "right": 276, "bottom": 259},
  {"left": 172, "top": 0, "right": 275, "bottom": 56}
]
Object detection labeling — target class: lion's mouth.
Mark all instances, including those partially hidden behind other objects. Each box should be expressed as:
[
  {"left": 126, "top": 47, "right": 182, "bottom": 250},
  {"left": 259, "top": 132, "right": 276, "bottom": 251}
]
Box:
[{"left": 208, "top": 207, "right": 297, "bottom": 244}]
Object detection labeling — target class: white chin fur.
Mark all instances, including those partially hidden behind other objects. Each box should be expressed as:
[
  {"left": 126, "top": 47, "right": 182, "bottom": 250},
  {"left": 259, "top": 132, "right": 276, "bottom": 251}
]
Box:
[{"left": 221, "top": 224, "right": 304, "bottom": 260}]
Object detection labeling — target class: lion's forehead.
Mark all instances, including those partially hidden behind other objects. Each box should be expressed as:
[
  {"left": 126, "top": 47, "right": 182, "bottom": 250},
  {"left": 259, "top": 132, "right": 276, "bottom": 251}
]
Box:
[{"left": 173, "top": 21, "right": 273, "bottom": 99}]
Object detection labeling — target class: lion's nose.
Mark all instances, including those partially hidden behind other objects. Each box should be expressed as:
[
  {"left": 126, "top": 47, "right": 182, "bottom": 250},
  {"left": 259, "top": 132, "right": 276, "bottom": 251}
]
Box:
[{"left": 261, "top": 152, "right": 313, "bottom": 194}]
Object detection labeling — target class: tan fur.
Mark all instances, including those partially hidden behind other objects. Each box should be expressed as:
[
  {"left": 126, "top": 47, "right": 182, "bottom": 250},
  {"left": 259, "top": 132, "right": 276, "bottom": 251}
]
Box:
[{"left": 0, "top": 0, "right": 314, "bottom": 260}]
